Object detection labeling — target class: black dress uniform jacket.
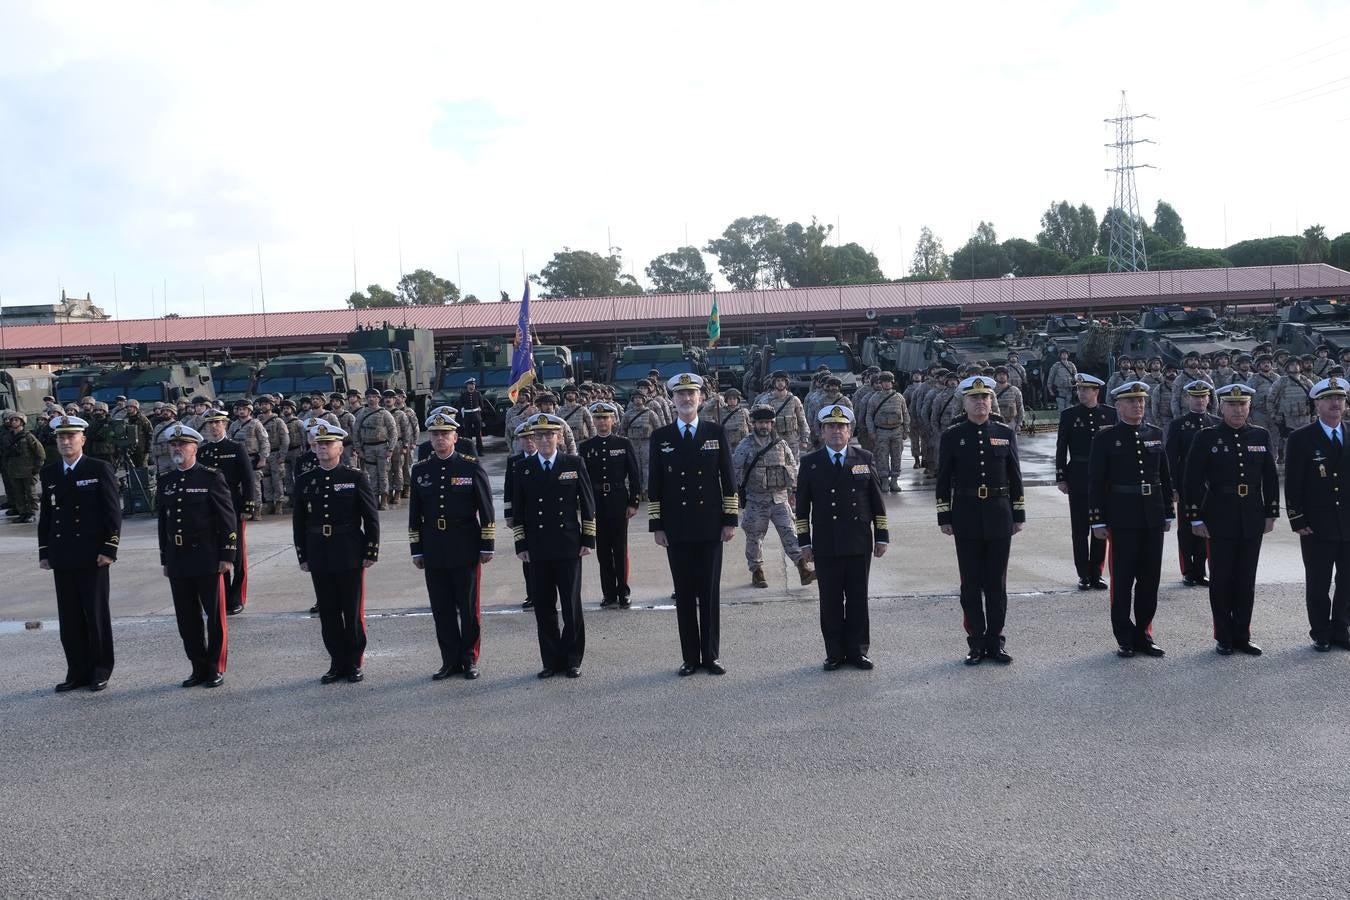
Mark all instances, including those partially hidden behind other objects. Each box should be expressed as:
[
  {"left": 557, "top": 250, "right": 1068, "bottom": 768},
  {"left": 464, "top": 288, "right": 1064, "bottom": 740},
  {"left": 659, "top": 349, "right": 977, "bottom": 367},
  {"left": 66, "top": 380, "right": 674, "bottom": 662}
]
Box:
[
  {"left": 935, "top": 418, "right": 1027, "bottom": 538},
  {"left": 580, "top": 433, "right": 642, "bottom": 517},
  {"left": 409, "top": 451, "right": 494, "bottom": 567},
  {"left": 199, "top": 438, "right": 256, "bottom": 515},
  {"left": 1166, "top": 412, "right": 1219, "bottom": 495},
  {"left": 511, "top": 453, "right": 597, "bottom": 559},
  {"left": 1182, "top": 424, "right": 1280, "bottom": 537},
  {"left": 647, "top": 420, "right": 739, "bottom": 539},
  {"left": 1056, "top": 403, "right": 1117, "bottom": 490},
  {"left": 1088, "top": 422, "right": 1176, "bottom": 528},
  {"left": 38, "top": 455, "right": 122, "bottom": 568},
  {"left": 1286, "top": 422, "right": 1350, "bottom": 539},
  {"left": 795, "top": 446, "right": 890, "bottom": 554},
  {"left": 156, "top": 464, "right": 237, "bottom": 576},
  {"left": 292, "top": 465, "right": 380, "bottom": 571}
]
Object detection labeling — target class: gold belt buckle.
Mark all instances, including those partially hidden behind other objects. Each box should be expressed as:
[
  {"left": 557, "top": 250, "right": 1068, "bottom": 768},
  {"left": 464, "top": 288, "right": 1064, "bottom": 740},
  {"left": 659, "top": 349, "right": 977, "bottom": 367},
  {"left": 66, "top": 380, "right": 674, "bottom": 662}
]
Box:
[
  {"left": 322, "top": 524, "right": 332, "bottom": 537},
  {"left": 175, "top": 534, "right": 182, "bottom": 546},
  {"left": 1140, "top": 483, "right": 1153, "bottom": 496},
  {"left": 437, "top": 517, "right": 447, "bottom": 531},
  {"left": 1237, "top": 484, "right": 1249, "bottom": 497},
  {"left": 602, "top": 483, "right": 611, "bottom": 494},
  {"left": 977, "top": 485, "right": 989, "bottom": 500}
]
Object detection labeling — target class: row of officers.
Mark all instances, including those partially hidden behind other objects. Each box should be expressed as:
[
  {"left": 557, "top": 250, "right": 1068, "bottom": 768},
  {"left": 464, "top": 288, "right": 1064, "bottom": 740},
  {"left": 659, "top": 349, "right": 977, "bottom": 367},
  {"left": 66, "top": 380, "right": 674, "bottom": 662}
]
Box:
[{"left": 33, "top": 367, "right": 1350, "bottom": 693}]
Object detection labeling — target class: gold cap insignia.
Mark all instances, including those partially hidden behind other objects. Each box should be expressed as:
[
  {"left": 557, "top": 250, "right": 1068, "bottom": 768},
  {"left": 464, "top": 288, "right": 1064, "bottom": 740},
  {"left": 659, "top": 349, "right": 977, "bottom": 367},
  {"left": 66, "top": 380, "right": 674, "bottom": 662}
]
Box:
[{"left": 679, "top": 374, "right": 692, "bottom": 385}]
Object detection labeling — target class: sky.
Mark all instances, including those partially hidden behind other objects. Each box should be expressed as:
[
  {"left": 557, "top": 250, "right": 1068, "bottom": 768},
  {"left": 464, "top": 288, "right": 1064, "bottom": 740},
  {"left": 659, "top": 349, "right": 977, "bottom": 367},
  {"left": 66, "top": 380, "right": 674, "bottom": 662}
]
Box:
[{"left": 2, "top": 0, "right": 1348, "bottom": 318}]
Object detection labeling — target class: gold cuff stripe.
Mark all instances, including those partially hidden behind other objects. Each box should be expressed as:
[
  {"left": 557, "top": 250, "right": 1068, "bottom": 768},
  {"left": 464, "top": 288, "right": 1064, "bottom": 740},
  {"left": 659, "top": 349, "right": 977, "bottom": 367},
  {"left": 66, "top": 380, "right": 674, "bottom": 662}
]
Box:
[{"left": 935, "top": 502, "right": 951, "bottom": 513}]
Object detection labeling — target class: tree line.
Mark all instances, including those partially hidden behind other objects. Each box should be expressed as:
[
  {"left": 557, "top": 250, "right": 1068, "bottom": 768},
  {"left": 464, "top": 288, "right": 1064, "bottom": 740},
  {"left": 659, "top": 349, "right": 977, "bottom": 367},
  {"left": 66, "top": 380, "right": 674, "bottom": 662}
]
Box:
[{"left": 345, "top": 205, "right": 1350, "bottom": 307}]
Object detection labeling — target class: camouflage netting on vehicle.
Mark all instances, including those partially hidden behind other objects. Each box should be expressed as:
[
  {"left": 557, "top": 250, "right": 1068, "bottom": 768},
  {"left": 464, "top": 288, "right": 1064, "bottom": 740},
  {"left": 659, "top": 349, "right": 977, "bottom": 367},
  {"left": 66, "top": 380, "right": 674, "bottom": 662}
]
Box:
[{"left": 1078, "top": 324, "right": 1134, "bottom": 373}]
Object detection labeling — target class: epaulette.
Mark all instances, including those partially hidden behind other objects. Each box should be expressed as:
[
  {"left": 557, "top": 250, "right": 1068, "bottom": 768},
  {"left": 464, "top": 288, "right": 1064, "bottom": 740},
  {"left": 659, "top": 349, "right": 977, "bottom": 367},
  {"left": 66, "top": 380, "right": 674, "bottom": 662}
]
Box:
[
  {"left": 412, "top": 456, "right": 430, "bottom": 467},
  {"left": 459, "top": 453, "right": 477, "bottom": 462},
  {"left": 200, "top": 464, "right": 220, "bottom": 473}
]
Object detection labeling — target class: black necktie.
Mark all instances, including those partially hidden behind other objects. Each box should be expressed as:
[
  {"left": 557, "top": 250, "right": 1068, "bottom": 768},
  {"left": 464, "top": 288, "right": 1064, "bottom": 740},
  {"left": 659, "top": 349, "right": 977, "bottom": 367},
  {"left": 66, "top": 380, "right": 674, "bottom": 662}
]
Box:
[
  {"left": 683, "top": 424, "right": 694, "bottom": 443},
  {"left": 544, "top": 459, "right": 552, "bottom": 472},
  {"left": 833, "top": 452, "right": 843, "bottom": 469}
]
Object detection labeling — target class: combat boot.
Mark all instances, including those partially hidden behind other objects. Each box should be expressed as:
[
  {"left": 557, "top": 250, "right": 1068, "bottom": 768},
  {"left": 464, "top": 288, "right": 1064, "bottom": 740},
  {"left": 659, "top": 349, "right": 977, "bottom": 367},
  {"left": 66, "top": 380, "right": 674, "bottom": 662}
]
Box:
[
  {"left": 377, "top": 495, "right": 388, "bottom": 511},
  {"left": 272, "top": 501, "right": 283, "bottom": 516},
  {"left": 401, "top": 486, "right": 410, "bottom": 499},
  {"left": 797, "top": 558, "right": 816, "bottom": 586},
  {"left": 890, "top": 475, "right": 902, "bottom": 493},
  {"left": 751, "top": 568, "right": 768, "bottom": 588},
  {"left": 880, "top": 478, "right": 891, "bottom": 493}
]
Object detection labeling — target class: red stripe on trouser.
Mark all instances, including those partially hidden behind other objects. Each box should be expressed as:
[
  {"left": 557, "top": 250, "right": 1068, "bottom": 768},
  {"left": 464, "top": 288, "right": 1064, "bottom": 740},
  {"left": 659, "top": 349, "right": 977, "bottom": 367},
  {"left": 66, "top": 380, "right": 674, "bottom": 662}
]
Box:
[
  {"left": 216, "top": 574, "right": 228, "bottom": 673},
  {"left": 237, "top": 518, "right": 248, "bottom": 606},
  {"left": 472, "top": 562, "right": 482, "bottom": 663},
  {"left": 356, "top": 570, "right": 366, "bottom": 668}
]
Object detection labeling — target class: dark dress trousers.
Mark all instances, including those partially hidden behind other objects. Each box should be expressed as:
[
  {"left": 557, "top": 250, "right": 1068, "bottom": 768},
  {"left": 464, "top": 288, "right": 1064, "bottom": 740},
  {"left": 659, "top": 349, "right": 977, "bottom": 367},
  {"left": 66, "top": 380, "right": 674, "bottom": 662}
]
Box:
[
  {"left": 409, "top": 450, "right": 495, "bottom": 669},
  {"left": 1088, "top": 422, "right": 1176, "bottom": 648},
  {"left": 199, "top": 438, "right": 256, "bottom": 610},
  {"left": 795, "top": 446, "right": 889, "bottom": 660},
  {"left": 648, "top": 419, "right": 739, "bottom": 666},
  {"left": 935, "top": 418, "right": 1026, "bottom": 651},
  {"left": 1056, "top": 403, "right": 1117, "bottom": 581},
  {"left": 1183, "top": 423, "right": 1279, "bottom": 646},
  {"left": 292, "top": 465, "right": 380, "bottom": 675},
  {"left": 1166, "top": 411, "right": 1219, "bottom": 581},
  {"left": 38, "top": 455, "right": 123, "bottom": 684},
  {"left": 504, "top": 451, "right": 534, "bottom": 604},
  {"left": 580, "top": 433, "right": 642, "bottom": 604},
  {"left": 157, "top": 464, "right": 237, "bottom": 676},
  {"left": 1285, "top": 421, "right": 1350, "bottom": 644},
  {"left": 512, "top": 453, "right": 596, "bottom": 671}
]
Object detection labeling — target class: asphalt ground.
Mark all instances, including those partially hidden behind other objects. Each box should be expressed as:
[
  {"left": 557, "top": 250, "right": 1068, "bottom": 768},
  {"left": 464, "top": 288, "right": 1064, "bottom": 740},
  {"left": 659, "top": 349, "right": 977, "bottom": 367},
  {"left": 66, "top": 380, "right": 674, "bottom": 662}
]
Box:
[{"left": 2, "top": 432, "right": 1345, "bottom": 897}]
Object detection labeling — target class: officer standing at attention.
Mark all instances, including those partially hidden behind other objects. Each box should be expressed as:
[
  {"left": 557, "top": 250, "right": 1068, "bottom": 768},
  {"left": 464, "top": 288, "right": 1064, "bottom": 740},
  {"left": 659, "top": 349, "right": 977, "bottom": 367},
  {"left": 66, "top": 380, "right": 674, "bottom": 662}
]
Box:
[
  {"left": 353, "top": 388, "right": 399, "bottom": 510},
  {"left": 621, "top": 392, "right": 657, "bottom": 497},
  {"left": 512, "top": 414, "right": 596, "bottom": 679},
  {"left": 715, "top": 388, "right": 752, "bottom": 449},
  {"left": 796, "top": 405, "right": 888, "bottom": 670},
  {"left": 3, "top": 410, "right": 45, "bottom": 523},
  {"left": 1167, "top": 381, "right": 1219, "bottom": 587},
  {"left": 256, "top": 395, "right": 290, "bottom": 515},
  {"left": 1284, "top": 376, "right": 1350, "bottom": 652},
  {"left": 558, "top": 384, "right": 595, "bottom": 443},
  {"left": 649, "top": 372, "right": 739, "bottom": 677},
  {"left": 198, "top": 408, "right": 255, "bottom": 615},
  {"left": 1055, "top": 374, "right": 1114, "bottom": 590},
  {"left": 864, "top": 371, "right": 910, "bottom": 493},
  {"left": 156, "top": 424, "right": 236, "bottom": 688},
  {"left": 1089, "top": 381, "right": 1175, "bottom": 658},
  {"left": 579, "top": 401, "right": 642, "bottom": 609},
  {"left": 935, "top": 376, "right": 1025, "bottom": 665},
  {"left": 735, "top": 406, "right": 815, "bottom": 589},
  {"left": 293, "top": 422, "right": 380, "bottom": 683},
  {"left": 227, "top": 400, "right": 269, "bottom": 521},
  {"left": 504, "top": 420, "right": 538, "bottom": 611},
  {"left": 456, "top": 378, "right": 486, "bottom": 456},
  {"left": 410, "top": 411, "right": 494, "bottom": 681},
  {"left": 415, "top": 405, "right": 457, "bottom": 461},
  {"left": 38, "top": 415, "right": 122, "bottom": 692},
  {"left": 1184, "top": 383, "right": 1279, "bottom": 655},
  {"left": 1047, "top": 348, "right": 1078, "bottom": 413}
]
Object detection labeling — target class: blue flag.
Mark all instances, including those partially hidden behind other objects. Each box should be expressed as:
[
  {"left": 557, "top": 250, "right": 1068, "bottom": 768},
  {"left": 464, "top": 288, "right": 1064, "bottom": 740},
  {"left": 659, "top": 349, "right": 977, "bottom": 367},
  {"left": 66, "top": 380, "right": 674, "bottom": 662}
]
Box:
[{"left": 508, "top": 279, "right": 535, "bottom": 402}]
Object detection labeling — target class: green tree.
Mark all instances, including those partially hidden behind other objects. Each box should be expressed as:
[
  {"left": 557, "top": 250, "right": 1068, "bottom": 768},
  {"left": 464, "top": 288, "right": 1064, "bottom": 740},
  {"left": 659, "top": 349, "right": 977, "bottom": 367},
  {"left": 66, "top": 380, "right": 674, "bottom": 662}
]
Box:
[
  {"left": 909, "top": 226, "right": 949, "bottom": 278},
  {"left": 1329, "top": 232, "right": 1350, "bottom": 269},
  {"left": 704, "top": 215, "right": 784, "bottom": 289},
  {"left": 1223, "top": 236, "right": 1302, "bottom": 267},
  {"left": 1063, "top": 256, "right": 1110, "bottom": 275},
  {"left": 397, "top": 268, "right": 460, "bottom": 305},
  {"left": 645, "top": 246, "right": 714, "bottom": 293},
  {"left": 949, "top": 222, "right": 1012, "bottom": 279},
  {"left": 536, "top": 247, "right": 643, "bottom": 298},
  {"left": 1002, "top": 238, "right": 1070, "bottom": 276},
  {"left": 1302, "top": 224, "right": 1330, "bottom": 263},
  {"left": 1036, "top": 201, "right": 1098, "bottom": 260},
  {"left": 1151, "top": 247, "right": 1232, "bottom": 270},
  {"left": 346, "top": 283, "right": 401, "bottom": 309},
  {"left": 778, "top": 219, "right": 834, "bottom": 287},
  {"left": 461, "top": 293, "right": 481, "bottom": 304},
  {"left": 1152, "top": 200, "right": 1186, "bottom": 247},
  {"left": 1097, "top": 207, "right": 1150, "bottom": 257},
  {"left": 830, "top": 242, "right": 885, "bottom": 284}
]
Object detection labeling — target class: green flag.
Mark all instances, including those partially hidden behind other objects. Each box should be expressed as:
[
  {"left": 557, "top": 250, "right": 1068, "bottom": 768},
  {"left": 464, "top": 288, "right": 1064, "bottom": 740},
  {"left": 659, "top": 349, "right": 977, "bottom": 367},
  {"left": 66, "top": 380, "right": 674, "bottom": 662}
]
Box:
[{"left": 707, "top": 294, "right": 721, "bottom": 348}]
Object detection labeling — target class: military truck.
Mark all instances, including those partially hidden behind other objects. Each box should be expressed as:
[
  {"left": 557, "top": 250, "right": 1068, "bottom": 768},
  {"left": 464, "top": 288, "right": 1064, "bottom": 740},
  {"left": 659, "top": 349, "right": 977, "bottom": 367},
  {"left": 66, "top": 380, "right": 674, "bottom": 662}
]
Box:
[
  {"left": 758, "top": 336, "right": 858, "bottom": 397},
  {"left": 210, "top": 359, "right": 261, "bottom": 405},
  {"left": 0, "top": 368, "right": 56, "bottom": 427},
  {"left": 1118, "top": 305, "right": 1258, "bottom": 372},
  {"left": 608, "top": 344, "right": 705, "bottom": 403},
  {"left": 703, "top": 345, "right": 755, "bottom": 395},
  {"left": 345, "top": 326, "right": 437, "bottom": 419},
  {"left": 88, "top": 363, "right": 216, "bottom": 406},
  {"left": 1266, "top": 298, "right": 1350, "bottom": 357},
  {"left": 533, "top": 345, "right": 576, "bottom": 395},
  {"left": 431, "top": 342, "right": 514, "bottom": 434},
  {"left": 255, "top": 353, "right": 369, "bottom": 400},
  {"left": 54, "top": 364, "right": 112, "bottom": 404}
]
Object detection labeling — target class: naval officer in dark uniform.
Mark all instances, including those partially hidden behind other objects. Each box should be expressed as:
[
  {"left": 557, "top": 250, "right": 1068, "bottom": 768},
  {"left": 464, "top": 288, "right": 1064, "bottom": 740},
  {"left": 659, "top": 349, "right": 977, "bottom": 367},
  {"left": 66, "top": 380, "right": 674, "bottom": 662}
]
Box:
[
  {"left": 1089, "top": 380, "right": 1175, "bottom": 658},
  {"left": 796, "top": 404, "right": 889, "bottom": 670},
  {"left": 935, "top": 376, "right": 1025, "bottom": 665},
  {"left": 1055, "top": 373, "right": 1114, "bottom": 590},
  {"left": 410, "top": 410, "right": 494, "bottom": 681},
  {"left": 38, "top": 414, "right": 122, "bottom": 693},
  {"left": 415, "top": 405, "right": 458, "bottom": 463},
  {"left": 198, "top": 407, "right": 256, "bottom": 615},
  {"left": 504, "top": 420, "right": 537, "bottom": 610},
  {"left": 579, "top": 401, "right": 641, "bottom": 609},
  {"left": 648, "top": 372, "right": 739, "bottom": 676},
  {"left": 156, "top": 423, "right": 237, "bottom": 687},
  {"left": 1284, "top": 376, "right": 1350, "bottom": 652},
  {"left": 1183, "top": 383, "right": 1279, "bottom": 655},
  {"left": 512, "top": 413, "right": 596, "bottom": 679},
  {"left": 292, "top": 422, "right": 380, "bottom": 683},
  {"left": 1167, "top": 380, "right": 1220, "bottom": 587}
]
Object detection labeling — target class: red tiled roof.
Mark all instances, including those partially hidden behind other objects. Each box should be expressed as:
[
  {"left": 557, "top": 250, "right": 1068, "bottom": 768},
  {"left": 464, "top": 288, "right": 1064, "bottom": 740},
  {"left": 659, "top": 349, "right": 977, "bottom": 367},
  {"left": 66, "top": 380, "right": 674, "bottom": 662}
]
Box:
[{"left": 2, "top": 263, "right": 1346, "bottom": 359}]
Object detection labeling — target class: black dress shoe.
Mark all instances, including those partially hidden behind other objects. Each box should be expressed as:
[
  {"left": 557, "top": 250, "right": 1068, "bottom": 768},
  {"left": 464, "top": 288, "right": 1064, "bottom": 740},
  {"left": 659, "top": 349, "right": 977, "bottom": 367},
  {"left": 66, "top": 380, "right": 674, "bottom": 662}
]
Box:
[
  {"left": 308, "top": 604, "right": 320, "bottom": 615},
  {"left": 321, "top": 670, "right": 343, "bottom": 684},
  {"left": 987, "top": 648, "right": 1013, "bottom": 664},
  {"left": 599, "top": 598, "right": 617, "bottom": 609},
  {"left": 565, "top": 667, "right": 582, "bottom": 678},
  {"left": 203, "top": 672, "right": 224, "bottom": 688},
  {"left": 463, "top": 666, "right": 480, "bottom": 680},
  {"left": 55, "top": 679, "right": 87, "bottom": 693},
  {"left": 704, "top": 661, "right": 727, "bottom": 675},
  {"left": 347, "top": 668, "right": 364, "bottom": 683},
  {"left": 1182, "top": 577, "right": 1198, "bottom": 587},
  {"left": 618, "top": 598, "right": 631, "bottom": 609},
  {"left": 964, "top": 649, "right": 984, "bottom": 666},
  {"left": 89, "top": 679, "right": 108, "bottom": 692},
  {"left": 432, "top": 667, "right": 454, "bottom": 681},
  {"left": 1215, "top": 643, "right": 1234, "bottom": 656},
  {"left": 850, "top": 655, "right": 875, "bottom": 670},
  {"left": 677, "top": 663, "right": 697, "bottom": 677},
  {"left": 537, "top": 668, "right": 555, "bottom": 679},
  {"left": 1137, "top": 641, "right": 1166, "bottom": 657},
  {"left": 1116, "top": 645, "right": 1136, "bottom": 658},
  {"left": 227, "top": 604, "right": 244, "bottom": 616},
  {"left": 1077, "top": 578, "right": 1091, "bottom": 591},
  {"left": 1089, "top": 578, "right": 1108, "bottom": 590},
  {"left": 1313, "top": 639, "right": 1332, "bottom": 652},
  {"left": 182, "top": 673, "right": 207, "bottom": 688},
  {"left": 1236, "top": 641, "right": 1263, "bottom": 656},
  {"left": 521, "top": 598, "right": 535, "bottom": 610},
  {"left": 822, "top": 658, "right": 843, "bottom": 671},
  {"left": 1195, "top": 577, "right": 1210, "bottom": 587}
]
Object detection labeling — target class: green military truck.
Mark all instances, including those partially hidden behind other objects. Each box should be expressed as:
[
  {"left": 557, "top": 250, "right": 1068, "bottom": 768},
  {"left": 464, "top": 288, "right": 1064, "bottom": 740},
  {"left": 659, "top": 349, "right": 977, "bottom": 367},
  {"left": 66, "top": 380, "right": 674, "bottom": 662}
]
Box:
[
  {"left": 89, "top": 363, "right": 216, "bottom": 406},
  {"left": 0, "top": 368, "right": 56, "bottom": 427},
  {"left": 608, "top": 344, "right": 705, "bottom": 403},
  {"left": 210, "top": 359, "right": 262, "bottom": 405},
  {"left": 345, "top": 326, "right": 437, "bottom": 419},
  {"left": 256, "top": 352, "right": 370, "bottom": 401}
]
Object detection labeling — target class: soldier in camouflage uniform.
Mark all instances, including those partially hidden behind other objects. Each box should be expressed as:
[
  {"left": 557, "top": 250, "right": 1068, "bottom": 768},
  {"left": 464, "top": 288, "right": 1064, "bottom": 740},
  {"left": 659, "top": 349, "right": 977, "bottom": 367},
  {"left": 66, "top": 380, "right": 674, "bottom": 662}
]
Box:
[
  {"left": 330, "top": 394, "right": 357, "bottom": 466},
  {"left": 756, "top": 371, "right": 809, "bottom": 457},
  {"left": 505, "top": 387, "right": 538, "bottom": 454},
  {"left": 353, "top": 387, "right": 400, "bottom": 509},
  {"left": 734, "top": 406, "right": 814, "bottom": 588},
  {"left": 1150, "top": 369, "right": 1178, "bottom": 435},
  {"left": 1, "top": 410, "right": 44, "bottom": 522},
  {"left": 558, "top": 384, "right": 595, "bottom": 443},
  {"left": 1312, "top": 345, "right": 1334, "bottom": 378},
  {"left": 902, "top": 371, "right": 927, "bottom": 468},
  {"left": 1005, "top": 352, "right": 1028, "bottom": 391},
  {"left": 1247, "top": 353, "right": 1280, "bottom": 457},
  {"left": 255, "top": 396, "right": 290, "bottom": 514},
  {"left": 804, "top": 376, "right": 850, "bottom": 448},
  {"left": 227, "top": 400, "right": 270, "bottom": 520},
  {"left": 631, "top": 379, "right": 671, "bottom": 428},
  {"left": 149, "top": 403, "right": 180, "bottom": 477},
  {"left": 993, "top": 367, "right": 1025, "bottom": 432},
  {"left": 621, "top": 392, "right": 657, "bottom": 497},
  {"left": 713, "top": 388, "right": 751, "bottom": 448},
  {"left": 864, "top": 371, "right": 909, "bottom": 492},
  {"left": 280, "top": 399, "right": 308, "bottom": 500},
  {"left": 381, "top": 391, "right": 409, "bottom": 502},
  {"left": 916, "top": 369, "right": 948, "bottom": 474},
  {"left": 1270, "top": 357, "right": 1314, "bottom": 463},
  {"left": 1047, "top": 349, "right": 1078, "bottom": 413}
]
